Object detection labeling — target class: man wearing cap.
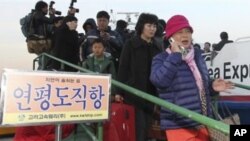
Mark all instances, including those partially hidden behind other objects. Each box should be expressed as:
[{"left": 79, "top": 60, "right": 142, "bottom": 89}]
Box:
[{"left": 150, "top": 15, "right": 234, "bottom": 141}]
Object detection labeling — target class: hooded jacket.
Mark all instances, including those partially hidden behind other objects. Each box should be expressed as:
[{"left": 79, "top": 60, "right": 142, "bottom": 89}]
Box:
[{"left": 82, "top": 18, "right": 97, "bottom": 34}]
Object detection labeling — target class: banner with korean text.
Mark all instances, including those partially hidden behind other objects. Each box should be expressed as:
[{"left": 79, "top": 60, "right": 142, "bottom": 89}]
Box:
[{"left": 0, "top": 69, "right": 111, "bottom": 126}]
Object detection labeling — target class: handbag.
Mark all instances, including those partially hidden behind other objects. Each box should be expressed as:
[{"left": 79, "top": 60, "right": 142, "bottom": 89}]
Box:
[
  {"left": 147, "top": 120, "right": 166, "bottom": 140},
  {"left": 208, "top": 102, "right": 240, "bottom": 141},
  {"left": 27, "top": 35, "right": 52, "bottom": 55},
  {"left": 147, "top": 105, "right": 166, "bottom": 140},
  {"left": 25, "top": 14, "right": 52, "bottom": 55}
]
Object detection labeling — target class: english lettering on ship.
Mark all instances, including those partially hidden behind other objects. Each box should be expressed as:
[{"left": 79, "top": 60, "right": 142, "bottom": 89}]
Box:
[
  {"left": 208, "top": 62, "right": 250, "bottom": 82},
  {"left": 206, "top": 37, "right": 250, "bottom": 96}
]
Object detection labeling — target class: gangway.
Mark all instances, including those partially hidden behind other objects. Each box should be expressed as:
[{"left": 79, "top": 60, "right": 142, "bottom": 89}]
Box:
[
  {"left": 33, "top": 53, "right": 233, "bottom": 134},
  {"left": 33, "top": 53, "right": 250, "bottom": 139},
  {"left": 2, "top": 52, "right": 250, "bottom": 140}
]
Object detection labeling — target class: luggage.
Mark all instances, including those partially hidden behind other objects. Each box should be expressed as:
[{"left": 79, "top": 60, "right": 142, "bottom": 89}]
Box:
[
  {"left": 104, "top": 102, "right": 136, "bottom": 141},
  {"left": 14, "top": 124, "right": 75, "bottom": 141}
]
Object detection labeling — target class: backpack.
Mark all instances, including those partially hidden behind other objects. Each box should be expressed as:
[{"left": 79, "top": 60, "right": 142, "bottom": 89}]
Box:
[{"left": 20, "top": 12, "right": 35, "bottom": 37}]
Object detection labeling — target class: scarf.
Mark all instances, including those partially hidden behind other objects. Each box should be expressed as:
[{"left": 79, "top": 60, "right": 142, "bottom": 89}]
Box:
[
  {"left": 166, "top": 46, "right": 207, "bottom": 115},
  {"left": 166, "top": 47, "right": 204, "bottom": 91}
]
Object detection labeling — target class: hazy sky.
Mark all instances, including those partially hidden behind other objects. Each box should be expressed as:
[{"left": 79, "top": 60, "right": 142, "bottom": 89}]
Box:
[{"left": 1, "top": 0, "right": 250, "bottom": 81}]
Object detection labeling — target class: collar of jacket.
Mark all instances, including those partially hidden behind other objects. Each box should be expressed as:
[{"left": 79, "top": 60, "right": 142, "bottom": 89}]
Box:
[
  {"left": 132, "top": 35, "right": 158, "bottom": 48},
  {"left": 97, "top": 26, "right": 112, "bottom": 33},
  {"left": 133, "top": 35, "right": 152, "bottom": 48},
  {"left": 86, "top": 55, "right": 111, "bottom": 73}
]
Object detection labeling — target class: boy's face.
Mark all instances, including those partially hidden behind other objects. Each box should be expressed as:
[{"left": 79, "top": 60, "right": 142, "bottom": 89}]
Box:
[{"left": 92, "top": 42, "right": 105, "bottom": 57}]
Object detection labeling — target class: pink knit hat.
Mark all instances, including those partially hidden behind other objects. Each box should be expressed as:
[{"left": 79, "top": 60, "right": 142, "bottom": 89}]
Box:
[{"left": 165, "top": 15, "right": 193, "bottom": 39}]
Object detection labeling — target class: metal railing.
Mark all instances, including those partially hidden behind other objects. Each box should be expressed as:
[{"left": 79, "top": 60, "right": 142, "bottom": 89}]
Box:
[{"left": 33, "top": 53, "right": 250, "bottom": 140}]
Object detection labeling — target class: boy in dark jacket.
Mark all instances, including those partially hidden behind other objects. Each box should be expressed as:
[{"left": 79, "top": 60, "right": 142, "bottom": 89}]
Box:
[{"left": 82, "top": 11, "right": 123, "bottom": 71}]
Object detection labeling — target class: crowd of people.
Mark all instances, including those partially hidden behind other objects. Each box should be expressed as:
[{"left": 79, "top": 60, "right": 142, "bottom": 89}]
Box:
[{"left": 16, "top": 1, "right": 235, "bottom": 141}]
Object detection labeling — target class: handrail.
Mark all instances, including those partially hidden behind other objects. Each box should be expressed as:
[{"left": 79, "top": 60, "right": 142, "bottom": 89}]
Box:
[
  {"left": 111, "top": 79, "right": 230, "bottom": 134},
  {"left": 201, "top": 52, "right": 212, "bottom": 56},
  {"left": 234, "top": 82, "right": 250, "bottom": 90},
  {"left": 33, "top": 53, "right": 93, "bottom": 72},
  {"left": 34, "top": 53, "right": 250, "bottom": 136},
  {"left": 235, "top": 36, "right": 250, "bottom": 42},
  {"left": 202, "top": 51, "right": 219, "bottom": 66}
]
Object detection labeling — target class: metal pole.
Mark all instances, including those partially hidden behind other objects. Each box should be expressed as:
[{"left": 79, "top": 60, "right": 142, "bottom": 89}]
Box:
[
  {"left": 40, "top": 55, "right": 45, "bottom": 70},
  {"left": 97, "top": 122, "right": 103, "bottom": 141},
  {"left": 79, "top": 124, "right": 99, "bottom": 141},
  {"left": 55, "top": 124, "right": 62, "bottom": 141}
]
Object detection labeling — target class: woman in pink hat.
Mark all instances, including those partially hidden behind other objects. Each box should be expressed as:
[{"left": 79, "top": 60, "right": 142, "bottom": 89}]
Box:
[{"left": 150, "top": 15, "right": 234, "bottom": 141}]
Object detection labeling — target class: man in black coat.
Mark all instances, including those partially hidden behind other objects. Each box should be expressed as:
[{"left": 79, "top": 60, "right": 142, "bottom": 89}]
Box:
[
  {"left": 52, "top": 16, "right": 79, "bottom": 72},
  {"left": 32, "top": 1, "right": 55, "bottom": 38}
]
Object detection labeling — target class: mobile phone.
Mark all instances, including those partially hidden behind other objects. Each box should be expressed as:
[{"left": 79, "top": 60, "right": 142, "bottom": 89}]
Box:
[
  {"left": 168, "top": 37, "right": 174, "bottom": 43},
  {"left": 169, "top": 38, "right": 185, "bottom": 51},
  {"left": 169, "top": 38, "right": 188, "bottom": 56}
]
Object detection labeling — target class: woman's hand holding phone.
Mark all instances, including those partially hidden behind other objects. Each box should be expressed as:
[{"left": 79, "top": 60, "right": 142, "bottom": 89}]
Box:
[
  {"left": 169, "top": 38, "right": 182, "bottom": 53},
  {"left": 169, "top": 38, "right": 188, "bottom": 58}
]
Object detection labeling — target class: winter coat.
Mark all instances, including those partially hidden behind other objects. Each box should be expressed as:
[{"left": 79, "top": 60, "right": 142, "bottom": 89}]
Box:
[
  {"left": 82, "top": 18, "right": 97, "bottom": 34},
  {"left": 150, "top": 48, "right": 217, "bottom": 130},
  {"left": 33, "top": 11, "right": 54, "bottom": 38},
  {"left": 214, "top": 39, "right": 233, "bottom": 51},
  {"left": 14, "top": 124, "right": 75, "bottom": 141},
  {"left": 117, "top": 35, "right": 162, "bottom": 112},
  {"left": 53, "top": 24, "right": 79, "bottom": 71},
  {"left": 82, "top": 53, "right": 116, "bottom": 79}
]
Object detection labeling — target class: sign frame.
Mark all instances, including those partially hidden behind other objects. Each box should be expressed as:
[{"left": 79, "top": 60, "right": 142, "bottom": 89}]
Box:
[{"left": 0, "top": 69, "right": 111, "bottom": 127}]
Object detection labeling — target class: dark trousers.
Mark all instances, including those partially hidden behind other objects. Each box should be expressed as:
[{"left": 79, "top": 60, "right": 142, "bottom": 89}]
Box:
[{"left": 135, "top": 107, "right": 152, "bottom": 141}]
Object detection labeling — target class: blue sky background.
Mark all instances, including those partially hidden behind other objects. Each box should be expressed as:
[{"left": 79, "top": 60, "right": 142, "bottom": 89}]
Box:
[{"left": 1, "top": 0, "right": 250, "bottom": 80}]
